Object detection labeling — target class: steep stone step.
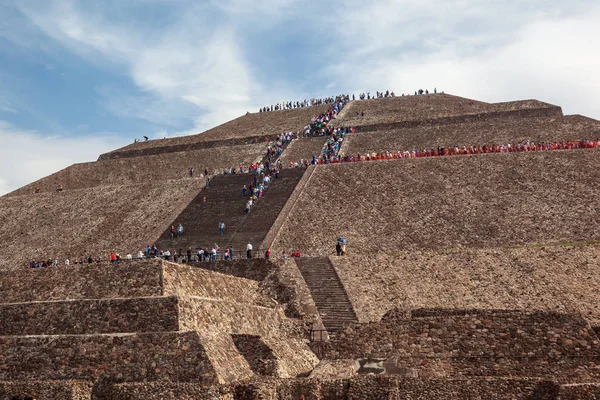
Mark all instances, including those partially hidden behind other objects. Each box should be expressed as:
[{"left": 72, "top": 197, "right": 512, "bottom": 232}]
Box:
[
  {"left": 295, "top": 257, "right": 359, "bottom": 334},
  {"left": 227, "top": 169, "right": 306, "bottom": 251},
  {"left": 156, "top": 174, "right": 254, "bottom": 251},
  {"left": 155, "top": 169, "right": 305, "bottom": 255}
]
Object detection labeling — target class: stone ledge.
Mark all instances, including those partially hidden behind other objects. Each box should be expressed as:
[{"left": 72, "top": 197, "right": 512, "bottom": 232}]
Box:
[
  {"left": 101, "top": 376, "right": 562, "bottom": 400},
  {"left": 0, "top": 260, "right": 163, "bottom": 304},
  {"left": 0, "top": 296, "right": 180, "bottom": 335},
  {"left": 0, "top": 331, "right": 217, "bottom": 383}
]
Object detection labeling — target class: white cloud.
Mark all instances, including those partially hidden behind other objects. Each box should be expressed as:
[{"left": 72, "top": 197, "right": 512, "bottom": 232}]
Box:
[
  {"left": 16, "top": 1, "right": 297, "bottom": 136},
  {"left": 325, "top": 1, "right": 600, "bottom": 119},
  {"left": 0, "top": 121, "right": 129, "bottom": 196},
  {"left": 0, "top": 105, "right": 17, "bottom": 113}
]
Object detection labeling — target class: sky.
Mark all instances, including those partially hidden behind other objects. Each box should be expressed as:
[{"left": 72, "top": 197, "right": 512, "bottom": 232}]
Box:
[{"left": 1, "top": 0, "right": 599, "bottom": 195}]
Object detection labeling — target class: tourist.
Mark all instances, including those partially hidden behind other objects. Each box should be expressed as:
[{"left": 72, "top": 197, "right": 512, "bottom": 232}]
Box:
[
  {"left": 219, "top": 221, "right": 225, "bottom": 235},
  {"left": 265, "top": 249, "right": 271, "bottom": 260},
  {"left": 336, "top": 242, "right": 342, "bottom": 256},
  {"left": 170, "top": 225, "right": 176, "bottom": 239},
  {"left": 246, "top": 242, "right": 253, "bottom": 259},
  {"left": 177, "top": 223, "right": 184, "bottom": 238}
]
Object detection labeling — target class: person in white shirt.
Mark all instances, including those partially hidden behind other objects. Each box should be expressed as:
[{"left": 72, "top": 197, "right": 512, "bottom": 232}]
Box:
[
  {"left": 64, "top": 259, "right": 70, "bottom": 265},
  {"left": 246, "top": 243, "right": 253, "bottom": 259}
]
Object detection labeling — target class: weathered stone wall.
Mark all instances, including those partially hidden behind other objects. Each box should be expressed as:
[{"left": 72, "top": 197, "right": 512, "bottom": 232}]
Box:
[
  {"left": 347, "top": 106, "right": 564, "bottom": 133},
  {"left": 558, "top": 383, "right": 600, "bottom": 399},
  {"left": 329, "top": 246, "right": 600, "bottom": 323},
  {"left": 12, "top": 143, "right": 265, "bottom": 195},
  {"left": 162, "top": 262, "right": 269, "bottom": 306},
  {"left": 278, "top": 138, "right": 327, "bottom": 165},
  {"left": 0, "top": 260, "right": 163, "bottom": 303},
  {"left": 263, "top": 337, "right": 320, "bottom": 378},
  {"left": 260, "top": 166, "right": 316, "bottom": 252},
  {"left": 342, "top": 114, "right": 600, "bottom": 155},
  {"left": 326, "top": 309, "right": 598, "bottom": 359},
  {"left": 0, "top": 182, "right": 202, "bottom": 271},
  {"left": 0, "top": 296, "right": 180, "bottom": 335},
  {"left": 232, "top": 335, "right": 278, "bottom": 376},
  {"left": 272, "top": 151, "right": 600, "bottom": 257},
  {"left": 199, "top": 332, "right": 255, "bottom": 384},
  {"left": 0, "top": 380, "right": 93, "bottom": 400},
  {"left": 99, "top": 135, "right": 268, "bottom": 160},
  {"left": 320, "top": 309, "right": 600, "bottom": 379},
  {"left": 103, "top": 103, "right": 331, "bottom": 155},
  {"left": 100, "top": 377, "right": 560, "bottom": 399},
  {"left": 178, "top": 296, "right": 284, "bottom": 337},
  {"left": 193, "top": 259, "right": 276, "bottom": 281},
  {"left": 0, "top": 331, "right": 216, "bottom": 383},
  {"left": 332, "top": 93, "right": 560, "bottom": 128},
  {"left": 104, "top": 382, "right": 232, "bottom": 400}
]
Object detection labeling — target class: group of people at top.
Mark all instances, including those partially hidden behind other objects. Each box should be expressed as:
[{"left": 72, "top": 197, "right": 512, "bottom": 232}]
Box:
[
  {"left": 286, "top": 138, "right": 600, "bottom": 168},
  {"left": 259, "top": 95, "right": 342, "bottom": 113},
  {"left": 356, "top": 90, "right": 396, "bottom": 100},
  {"left": 258, "top": 93, "right": 352, "bottom": 113}
]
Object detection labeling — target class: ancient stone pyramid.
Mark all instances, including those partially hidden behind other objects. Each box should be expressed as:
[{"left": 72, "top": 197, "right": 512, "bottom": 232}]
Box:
[{"left": 2, "top": 93, "right": 600, "bottom": 399}]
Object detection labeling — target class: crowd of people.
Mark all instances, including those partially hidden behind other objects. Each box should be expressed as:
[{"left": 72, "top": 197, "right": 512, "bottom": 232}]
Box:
[
  {"left": 258, "top": 95, "right": 346, "bottom": 113},
  {"left": 258, "top": 90, "right": 421, "bottom": 112},
  {"left": 26, "top": 242, "right": 279, "bottom": 268},
  {"left": 286, "top": 138, "right": 600, "bottom": 167},
  {"left": 355, "top": 90, "right": 396, "bottom": 100}
]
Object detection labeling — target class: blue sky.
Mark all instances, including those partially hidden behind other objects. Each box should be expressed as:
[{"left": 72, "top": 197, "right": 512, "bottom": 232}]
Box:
[{"left": 1, "top": 0, "right": 600, "bottom": 194}]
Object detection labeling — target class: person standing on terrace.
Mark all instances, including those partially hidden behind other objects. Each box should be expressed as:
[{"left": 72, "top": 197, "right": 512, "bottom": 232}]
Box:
[
  {"left": 219, "top": 221, "right": 225, "bottom": 235},
  {"left": 177, "top": 223, "right": 183, "bottom": 238},
  {"left": 246, "top": 242, "right": 253, "bottom": 259}
]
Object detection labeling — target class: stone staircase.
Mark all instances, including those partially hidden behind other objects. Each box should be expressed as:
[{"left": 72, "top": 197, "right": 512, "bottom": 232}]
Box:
[
  {"left": 295, "top": 257, "right": 358, "bottom": 334},
  {"left": 155, "top": 168, "right": 306, "bottom": 255},
  {"left": 156, "top": 173, "right": 253, "bottom": 251},
  {"left": 227, "top": 168, "right": 306, "bottom": 251}
]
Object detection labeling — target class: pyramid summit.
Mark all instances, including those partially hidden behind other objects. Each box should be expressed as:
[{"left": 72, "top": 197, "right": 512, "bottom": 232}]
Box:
[{"left": 1, "top": 91, "right": 600, "bottom": 399}]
